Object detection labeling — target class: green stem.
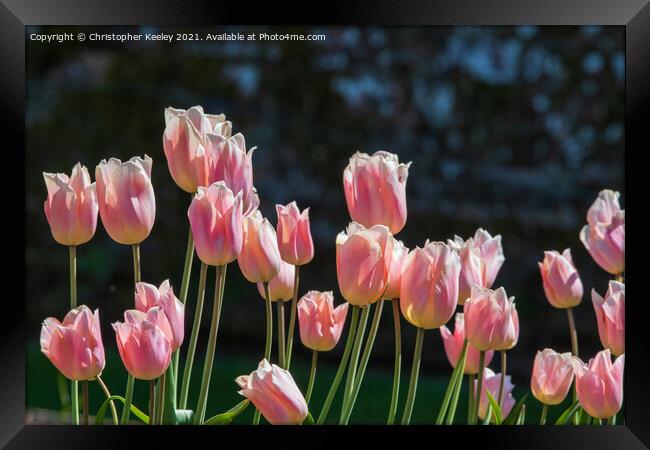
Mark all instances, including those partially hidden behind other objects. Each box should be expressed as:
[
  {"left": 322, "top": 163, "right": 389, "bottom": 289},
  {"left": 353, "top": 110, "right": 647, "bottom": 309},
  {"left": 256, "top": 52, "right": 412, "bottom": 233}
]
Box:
[
  {"left": 96, "top": 375, "right": 118, "bottom": 425},
  {"left": 467, "top": 374, "right": 476, "bottom": 424},
  {"left": 341, "top": 300, "right": 384, "bottom": 424},
  {"left": 156, "top": 373, "right": 166, "bottom": 425},
  {"left": 540, "top": 403, "right": 548, "bottom": 425},
  {"left": 444, "top": 340, "right": 469, "bottom": 425},
  {"left": 470, "top": 351, "right": 486, "bottom": 425},
  {"left": 316, "top": 306, "right": 359, "bottom": 425},
  {"left": 68, "top": 246, "right": 79, "bottom": 426},
  {"left": 608, "top": 414, "right": 616, "bottom": 425},
  {"left": 277, "top": 301, "right": 286, "bottom": 368},
  {"left": 566, "top": 307, "right": 579, "bottom": 424},
  {"left": 306, "top": 350, "right": 318, "bottom": 405},
  {"left": 174, "top": 225, "right": 195, "bottom": 396},
  {"left": 149, "top": 380, "right": 155, "bottom": 425},
  {"left": 436, "top": 339, "right": 468, "bottom": 424},
  {"left": 387, "top": 299, "right": 401, "bottom": 425},
  {"left": 401, "top": 327, "right": 425, "bottom": 425},
  {"left": 253, "top": 281, "right": 274, "bottom": 425},
  {"left": 120, "top": 375, "right": 135, "bottom": 424},
  {"left": 132, "top": 244, "right": 141, "bottom": 284},
  {"left": 194, "top": 264, "right": 227, "bottom": 424},
  {"left": 341, "top": 306, "right": 370, "bottom": 419},
  {"left": 179, "top": 262, "right": 209, "bottom": 409},
  {"left": 285, "top": 265, "right": 300, "bottom": 370},
  {"left": 82, "top": 381, "right": 89, "bottom": 426},
  {"left": 498, "top": 350, "right": 507, "bottom": 406}
]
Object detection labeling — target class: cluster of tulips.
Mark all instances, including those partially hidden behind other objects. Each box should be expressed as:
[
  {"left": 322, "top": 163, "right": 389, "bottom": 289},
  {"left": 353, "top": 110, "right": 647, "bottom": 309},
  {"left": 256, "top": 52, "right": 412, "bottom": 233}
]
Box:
[{"left": 39, "top": 105, "right": 625, "bottom": 426}]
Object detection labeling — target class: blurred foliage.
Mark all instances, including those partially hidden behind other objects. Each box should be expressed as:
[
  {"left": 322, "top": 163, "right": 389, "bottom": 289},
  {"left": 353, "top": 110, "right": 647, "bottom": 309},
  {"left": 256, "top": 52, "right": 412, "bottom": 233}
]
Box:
[{"left": 26, "top": 25, "right": 623, "bottom": 412}]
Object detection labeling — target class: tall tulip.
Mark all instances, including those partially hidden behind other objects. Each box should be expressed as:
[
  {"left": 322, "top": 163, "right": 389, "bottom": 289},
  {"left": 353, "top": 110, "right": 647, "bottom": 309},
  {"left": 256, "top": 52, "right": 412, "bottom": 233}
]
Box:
[
  {"left": 276, "top": 202, "right": 314, "bottom": 266},
  {"left": 440, "top": 313, "right": 494, "bottom": 375},
  {"left": 592, "top": 281, "right": 625, "bottom": 356},
  {"left": 382, "top": 238, "right": 409, "bottom": 301},
  {"left": 135, "top": 280, "right": 185, "bottom": 351},
  {"left": 571, "top": 350, "right": 624, "bottom": 420},
  {"left": 539, "top": 249, "right": 583, "bottom": 309},
  {"left": 476, "top": 368, "right": 516, "bottom": 423},
  {"left": 464, "top": 286, "right": 519, "bottom": 352},
  {"left": 579, "top": 189, "right": 625, "bottom": 275},
  {"left": 298, "top": 291, "right": 349, "bottom": 352},
  {"left": 239, "top": 211, "right": 282, "bottom": 283},
  {"left": 531, "top": 349, "right": 574, "bottom": 407},
  {"left": 257, "top": 260, "right": 295, "bottom": 302},
  {"left": 343, "top": 151, "right": 410, "bottom": 234}
]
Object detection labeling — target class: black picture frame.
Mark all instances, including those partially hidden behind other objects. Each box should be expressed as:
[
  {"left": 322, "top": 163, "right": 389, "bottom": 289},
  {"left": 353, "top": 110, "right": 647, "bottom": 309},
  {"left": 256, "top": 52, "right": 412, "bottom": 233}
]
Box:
[{"left": 2, "top": 0, "right": 648, "bottom": 448}]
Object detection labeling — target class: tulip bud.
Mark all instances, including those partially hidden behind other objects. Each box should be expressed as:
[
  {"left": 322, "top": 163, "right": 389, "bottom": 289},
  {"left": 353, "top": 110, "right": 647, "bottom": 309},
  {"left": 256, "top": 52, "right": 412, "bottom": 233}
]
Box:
[
  {"left": 238, "top": 211, "right": 282, "bottom": 283},
  {"left": 530, "top": 348, "right": 574, "bottom": 405},
  {"left": 276, "top": 202, "right": 314, "bottom": 266},
  {"left": 40, "top": 305, "right": 105, "bottom": 381},
  {"left": 135, "top": 280, "right": 185, "bottom": 351},
  {"left": 257, "top": 260, "right": 295, "bottom": 302},
  {"left": 592, "top": 281, "right": 625, "bottom": 356},
  {"left": 400, "top": 241, "right": 460, "bottom": 329},
  {"left": 382, "top": 238, "right": 409, "bottom": 300},
  {"left": 539, "top": 249, "right": 583, "bottom": 309},
  {"left": 464, "top": 286, "right": 519, "bottom": 351},
  {"left": 43, "top": 163, "right": 98, "bottom": 246},
  {"left": 96, "top": 155, "right": 156, "bottom": 245},
  {"left": 236, "top": 359, "right": 308, "bottom": 425},
  {"left": 571, "top": 350, "right": 624, "bottom": 419},
  {"left": 298, "top": 291, "right": 349, "bottom": 352},
  {"left": 476, "top": 368, "right": 516, "bottom": 423},
  {"left": 440, "top": 313, "right": 494, "bottom": 374}
]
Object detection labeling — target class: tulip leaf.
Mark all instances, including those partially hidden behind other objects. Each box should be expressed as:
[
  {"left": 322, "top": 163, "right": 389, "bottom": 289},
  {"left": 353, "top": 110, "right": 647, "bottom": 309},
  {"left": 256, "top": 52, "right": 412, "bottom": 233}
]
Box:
[
  {"left": 502, "top": 393, "right": 528, "bottom": 425},
  {"left": 175, "top": 409, "right": 195, "bottom": 425},
  {"left": 95, "top": 395, "right": 149, "bottom": 425},
  {"left": 485, "top": 390, "right": 503, "bottom": 425},
  {"left": 162, "top": 363, "right": 179, "bottom": 424},
  {"left": 481, "top": 405, "right": 492, "bottom": 425},
  {"left": 515, "top": 404, "right": 526, "bottom": 425},
  {"left": 554, "top": 400, "right": 580, "bottom": 425},
  {"left": 303, "top": 412, "right": 315, "bottom": 425},
  {"left": 202, "top": 400, "right": 250, "bottom": 425}
]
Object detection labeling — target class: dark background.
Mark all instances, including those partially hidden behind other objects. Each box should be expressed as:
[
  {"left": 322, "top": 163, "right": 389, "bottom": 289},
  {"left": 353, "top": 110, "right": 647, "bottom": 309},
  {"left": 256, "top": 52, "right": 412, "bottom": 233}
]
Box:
[{"left": 25, "top": 25, "right": 624, "bottom": 423}]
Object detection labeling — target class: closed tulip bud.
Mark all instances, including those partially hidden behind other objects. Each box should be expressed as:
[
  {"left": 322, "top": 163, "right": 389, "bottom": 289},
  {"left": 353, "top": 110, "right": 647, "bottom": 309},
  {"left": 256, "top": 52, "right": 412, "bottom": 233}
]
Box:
[
  {"left": 40, "top": 305, "right": 105, "bottom": 381},
  {"left": 298, "top": 291, "right": 349, "bottom": 351},
  {"left": 276, "top": 202, "right": 314, "bottom": 266},
  {"left": 382, "top": 238, "right": 409, "bottom": 300},
  {"left": 571, "top": 350, "right": 624, "bottom": 419},
  {"left": 530, "top": 349, "right": 574, "bottom": 405},
  {"left": 135, "top": 280, "right": 185, "bottom": 351},
  {"left": 579, "top": 190, "right": 625, "bottom": 275},
  {"left": 188, "top": 182, "right": 244, "bottom": 266},
  {"left": 238, "top": 211, "right": 282, "bottom": 283},
  {"left": 448, "top": 228, "right": 505, "bottom": 305},
  {"left": 464, "top": 286, "right": 519, "bottom": 351},
  {"left": 440, "top": 313, "right": 494, "bottom": 374},
  {"left": 400, "top": 241, "right": 460, "bottom": 329},
  {"left": 96, "top": 155, "right": 155, "bottom": 245},
  {"left": 539, "top": 249, "right": 583, "bottom": 309},
  {"left": 257, "top": 260, "right": 295, "bottom": 301},
  {"left": 476, "top": 368, "right": 516, "bottom": 422},
  {"left": 336, "top": 222, "right": 394, "bottom": 306},
  {"left": 592, "top": 281, "right": 625, "bottom": 356},
  {"left": 112, "top": 308, "right": 173, "bottom": 380},
  {"left": 343, "top": 151, "right": 411, "bottom": 234},
  {"left": 43, "top": 163, "right": 98, "bottom": 246},
  {"left": 236, "top": 359, "right": 308, "bottom": 425}
]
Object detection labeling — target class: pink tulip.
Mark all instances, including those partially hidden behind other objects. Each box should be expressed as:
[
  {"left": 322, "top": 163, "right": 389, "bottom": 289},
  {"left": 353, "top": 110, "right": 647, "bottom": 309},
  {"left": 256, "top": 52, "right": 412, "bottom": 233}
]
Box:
[
  {"left": 592, "top": 281, "right": 625, "bottom": 356},
  {"left": 448, "top": 228, "right": 504, "bottom": 305},
  {"left": 236, "top": 359, "right": 308, "bottom": 425},
  {"left": 135, "top": 280, "right": 185, "bottom": 351},
  {"left": 538, "top": 249, "right": 583, "bottom": 309},
  {"left": 95, "top": 155, "right": 156, "bottom": 245},
  {"left": 257, "top": 260, "right": 295, "bottom": 301},
  {"left": 40, "top": 305, "right": 105, "bottom": 381},
  {"left": 298, "top": 291, "right": 349, "bottom": 351},
  {"left": 571, "top": 350, "right": 624, "bottom": 419},
  {"left": 399, "top": 241, "right": 460, "bottom": 329},
  {"left": 188, "top": 182, "right": 243, "bottom": 266},
  {"left": 276, "top": 202, "right": 314, "bottom": 266},
  {"left": 440, "top": 313, "right": 494, "bottom": 374},
  {"left": 336, "top": 222, "right": 394, "bottom": 306},
  {"left": 382, "top": 238, "right": 409, "bottom": 300},
  {"left": 464, "top": 286, "right": 519, "bottom": 351},
  {"left": 476, "top": 368, "right": 516, "bottom": 422},
  {"left": 343, "top": 151, "right": 411, "bottom": 234},
  {"left": 43, "top": 163, "right": 98, "bottom": 246},
  {"left": 530, "top": 348, "right": 574, "bottom": 405},
  {"left": 579, "top": 190, "right": 625, "bottom": 275},
  {"left": 112, "top": 308, "right": 172, "bottom": 380},
  {"left": 238, "top": 211, "right": 282, "bottom": 283},
  {"left": 162, "top": 106, "right": 232, "bottom": 193}
]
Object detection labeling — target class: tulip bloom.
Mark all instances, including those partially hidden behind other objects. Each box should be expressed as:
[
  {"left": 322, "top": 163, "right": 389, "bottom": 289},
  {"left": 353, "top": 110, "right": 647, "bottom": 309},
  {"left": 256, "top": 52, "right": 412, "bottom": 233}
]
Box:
[
  {"left": 476, "top": 368, "right": 516, "bottom": 422},
  {"left": 336, "top": 222, "right": 394, "bottom": 306},
  {"left": 43, "top": 163, "right": 98, "bottom": 246},
  {"left": 188, "top": 182, "right": 244, "bottom": 266},
  {"left": 276, "top": 202, "right": 314, "bottom": 266},
  {"left": 530, "top": 349, "right": 574, "bottom": 405},
  {"left": 95, "top": 155, "right": 156, "bottom": 245},
  {"left": 440, "top": 313, "right": 494, "bottom": 374},
  {"left": 400, "top": 241, "right": 460, "bottom": 329},
  {"left": 592, "top": 281, "right": 625, "bottom": 356},
  {"left": 135, "top": 280, "right": 185, "bottom": 351},
  {"left": 382, "top": 238, "right": 409, "bottom": 300},
  {"left": 448, "top": 229, "right": 504, "bottom": 305},
  {"left": 163, "top": 105, "right": 232, "bottom": 193},
  {"left": 257, "top": 260, "right": 295, "bottom": 302},
  {"left": 238, "top": 211, "right": 282, "bottom": 283},
  {"left": 538, "top": 249, "right": 583, "bottom": 309},
  {"left": 40, "top": 305, "right": 105, "bottom": 381},
  {"left": 298, "top": 291, "right": 349, "bottom": 352},
  {"left": 464, "top": 286, "right": 519, "bottom": 351},
  {"left": 579, "top": 189, "right": 625, "bottom": 275},
  {"left": 236, "top": 359, "right": 308, "bottom": 425},
  {"left": 343, "top": 151, "right": 411, "bottom": 234},
  {"left": 571, "top": 350, "right": 624, "bottom": 419},
  {"left": 113, "top": 308, "right": 173, "bottom": 380}
]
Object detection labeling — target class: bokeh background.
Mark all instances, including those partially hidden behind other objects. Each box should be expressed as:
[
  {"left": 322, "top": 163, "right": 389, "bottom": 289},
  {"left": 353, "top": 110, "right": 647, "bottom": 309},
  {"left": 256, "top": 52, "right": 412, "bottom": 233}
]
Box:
[{"left": 26, "top": 25, "right": 624, "bottom": 424}]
